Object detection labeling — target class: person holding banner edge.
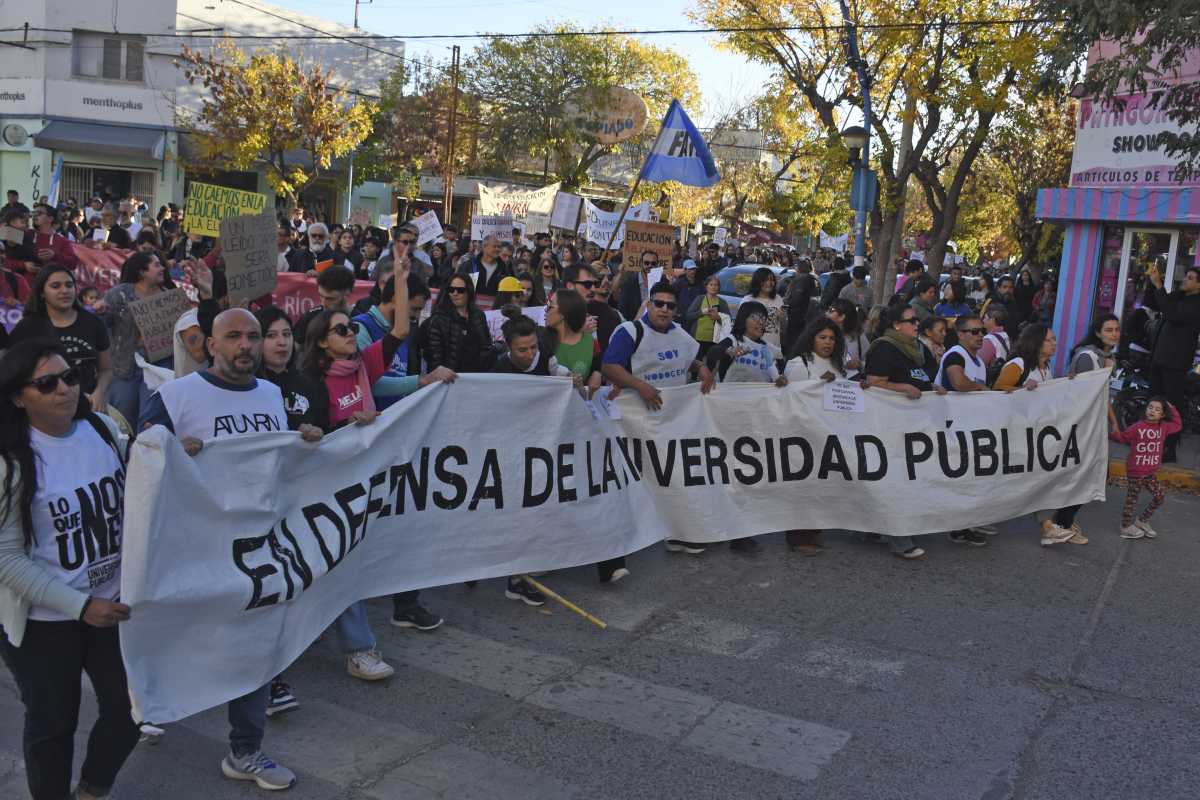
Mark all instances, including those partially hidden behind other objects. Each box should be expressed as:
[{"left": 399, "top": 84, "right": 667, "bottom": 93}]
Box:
[
  {"left": 602, "top": 280, "right": 716, "bottom": 555},
  {"left": 0, "top": 339, "right": 141, "bottom": 800},
  {"left": 139, "top": 308, "right": 308, "bottom": 791}
]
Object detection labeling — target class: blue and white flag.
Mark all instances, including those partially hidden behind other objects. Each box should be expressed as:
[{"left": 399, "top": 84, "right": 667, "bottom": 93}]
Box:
[{"left": 639, "top": 100, "right": 720, "bottom": 187}]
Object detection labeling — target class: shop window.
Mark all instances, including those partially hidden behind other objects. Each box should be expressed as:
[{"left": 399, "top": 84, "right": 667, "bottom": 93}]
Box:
[
  {"left": 61, "top": 165, "right": 157, "bottom": 212},
  {"left": 72, "top": 31, "right": 146, "bottom": 84}
]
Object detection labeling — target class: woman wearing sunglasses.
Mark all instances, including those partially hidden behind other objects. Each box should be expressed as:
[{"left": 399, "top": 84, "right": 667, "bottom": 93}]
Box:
[
  {"left": 422, "top": 274, "right": 493, "bottom": 374},
  {"left": 0, "top": 339, "right": 141, "bottom": 800}
]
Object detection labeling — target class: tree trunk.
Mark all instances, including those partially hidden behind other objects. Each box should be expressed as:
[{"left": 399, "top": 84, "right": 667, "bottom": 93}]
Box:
[{"left": 885, "top": 93, "right": 917, "bottom": 279}]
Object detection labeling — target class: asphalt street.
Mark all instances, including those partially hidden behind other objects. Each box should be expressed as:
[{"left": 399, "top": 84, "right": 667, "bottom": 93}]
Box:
[{"left": 2, "top": 490, "right": 1199, "bottom": 799}]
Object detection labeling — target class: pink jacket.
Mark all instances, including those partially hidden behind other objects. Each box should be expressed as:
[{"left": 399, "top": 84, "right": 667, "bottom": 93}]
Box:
[{"left": 1109, "top": 405, "right": 1182, "bottom": 478}]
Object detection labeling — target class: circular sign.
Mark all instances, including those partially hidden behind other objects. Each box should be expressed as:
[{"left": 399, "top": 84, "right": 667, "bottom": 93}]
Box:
[
  {"left": 564, "top": 87, "right": 649, "bottom": 145},
  {"left": 2, "top": 124, "right": 29, "bottom": 147}
]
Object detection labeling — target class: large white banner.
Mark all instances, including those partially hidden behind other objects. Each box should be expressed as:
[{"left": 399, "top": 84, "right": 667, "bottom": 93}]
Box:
[
  {"left": 120, "top": 372, "right": 1108, "bottom": 724},
  {"left": 477, "top": 182, "right": 560, "bottom": 233}
]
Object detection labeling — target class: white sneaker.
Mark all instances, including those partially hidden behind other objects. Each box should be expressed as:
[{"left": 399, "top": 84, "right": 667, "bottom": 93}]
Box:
[
  {"left": 221, "top": 750, "right": 296, "bottom": 790},
  {"left": 607, "top": 567, "right": 630, "bottom": 583},
  {"left": 1134, "top": 520, "right": 1158, "bottom": 538},
  {"left": 1120, "top": 524, "right": 1145, "bottom": 539},
  {"left": 346, "top": 648, "right": 394, "bottom": 681},
  {"left": 1040, "top": 524, "right": 1074, "bottom": 546}
]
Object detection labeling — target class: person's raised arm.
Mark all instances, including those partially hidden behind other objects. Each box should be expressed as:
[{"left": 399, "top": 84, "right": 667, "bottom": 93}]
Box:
[{"left": 389, "top": 242, "right": 411, "bottom": 341}]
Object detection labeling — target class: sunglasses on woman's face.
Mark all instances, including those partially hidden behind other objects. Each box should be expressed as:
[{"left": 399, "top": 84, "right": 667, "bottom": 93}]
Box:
[
  {"left": 446, "top": 285, "right": 468, "bottom": 295},
  {"left": 330, "top": 322, "right": 360, "bottom": 337},
  {"left": 25, "top": 367, "right": 81, "bottom": 394}
]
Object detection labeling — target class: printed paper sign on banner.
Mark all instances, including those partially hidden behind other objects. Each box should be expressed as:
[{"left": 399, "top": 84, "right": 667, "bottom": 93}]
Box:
[
  {"left": 220, "top": 212, "right": 278, "bottom": 305},
  {"left": 412, "top": 210, "right": 443, "bottom": 246},
  {"left": 550, "top": 192, "right": 583, "bottom": 230},
  {"left": 622, "top": 220, "right": 676, "bottom": 273},
  {"left": 182, "top": 182, "right": 268, "bottom": 238},
  {"left": 477, "top": 182, "right": 560, "bottom": 225},
  {"left": 128, "top": 288, "right": 192, "bottom": 362},
  {"left": 471, "top": 213, "right": 514, "bottom": 242},
  {"left": 119, "top": 371, "right": 1109, "bottom": 723}
]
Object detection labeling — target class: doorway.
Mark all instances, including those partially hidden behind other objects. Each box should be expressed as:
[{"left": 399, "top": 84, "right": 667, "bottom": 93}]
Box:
[{"left": 1094, "top": 227, "right": 1179, "bottom": 322}]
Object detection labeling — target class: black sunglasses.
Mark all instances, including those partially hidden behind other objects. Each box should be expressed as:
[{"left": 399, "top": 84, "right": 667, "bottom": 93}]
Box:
[
  {"left": 446, "top": 286, "right": 468, "bottom": 295},
  {"left": 572, "top": 279, "right": 597, "bottom": 288},
  {"left": 25, "top": 367, "right": 81, "bottom": 394},
  {"left": 651, "top": 299, "right": 677, "bottom": 311},
  {"left": 899, "top": 316, "right": 918, "bottom": 325},
  {"left": 330, "top": 322, "right": 360, "bottom": 337},
  {"left": 961, "top": 327, "right": 985, "bottom": 335}
]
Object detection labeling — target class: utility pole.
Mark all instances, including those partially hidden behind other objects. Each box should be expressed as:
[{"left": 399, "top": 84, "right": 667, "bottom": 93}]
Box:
[
  {"left": 353, "top": 0, "right": 372, "bottom": 29},
  {"left": 442, "top": 45, "right": 461, "bottom": 226},
  {"left": 837, "top": 0, "right": 873, "bottom": 271}
]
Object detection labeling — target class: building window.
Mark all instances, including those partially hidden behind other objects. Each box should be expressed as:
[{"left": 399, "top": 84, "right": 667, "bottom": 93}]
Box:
[
  {"left": 63, "top": 165, "right": 157, "bottom": 213},
  {"left": 73, "top": 31, "right": 146, "bottom": 84}
]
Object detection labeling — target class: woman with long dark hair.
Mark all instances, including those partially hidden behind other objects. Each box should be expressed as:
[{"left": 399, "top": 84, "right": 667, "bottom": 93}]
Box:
[
  {"left": 0, "top": 339, "right": 141, "bottom": 800},
  {"left": 993, "top": 323, "right": 1056, "bottom": 391},
  {"left": 545, "top": 288, "right": 600, "bottom": 393},
  {"left": 422, "top": 273, "right": 492, "bottom": 373},
  {"left": 10, "top": 264, "right": 113, "bottom": 411},
  {"left": 784, "top": 317, "right": 846, "bottom": 383},
  {"left": 1069, "top": 313, "right": 1120, "bottom": 374},
  {"left": 706, "top": 300, "right": 786, "bottom": 386}
]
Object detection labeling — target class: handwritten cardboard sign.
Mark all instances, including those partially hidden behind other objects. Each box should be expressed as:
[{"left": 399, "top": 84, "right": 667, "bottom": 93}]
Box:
[
  {"left": 129, "top": 288, "right": 191, "bottom": 362},
  {"left": 622, "top": 220, "right": 676, "bottom": 273},
  {"left": 183, "top": 182, "right": 267, "bottom": 238},
  {"left": 220, "top": 212, "right": 278, "bottom": 305}
]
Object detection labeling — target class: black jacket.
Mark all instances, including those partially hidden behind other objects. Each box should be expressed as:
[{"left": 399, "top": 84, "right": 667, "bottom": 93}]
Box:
[
  {"left": 1147, "top": 287, "right": 1200, "bottom": 370},
  {"left": 459, "top": 255, "right": 513, "bottom": 296},
  {"left": 421, "top": 307, "right": 493, "bottom": 373},
  {"left": 288, "top": 245, "right": 336, "bottom": 273},
  {"left": 261, "top": 366, "right": 328, "bottom": 431}
]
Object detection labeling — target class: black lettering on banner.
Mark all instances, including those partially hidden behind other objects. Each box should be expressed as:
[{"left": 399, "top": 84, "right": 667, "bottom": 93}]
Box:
[
  {"left": 937, "top": 424, "right": 969, "bottom": 479},
  {"left": 703, "top": 438, "right": 729, "bottom": 485},
  {"left": 557, "top": 443, "right": 577, "bottom": 502},
  {"left": 614, "top": 437, "right": 642, "bottom": 483},
  {"left": 433, "top": 446, "right": 468, "bottom": 509},
  {"left": 389, "top": 448, "right": 430, "bottom": 514},
  {"left": 1061, "top": 425, "right": 1081, "bottom": 467},
  {"left": 523, "top": 447, "right": 554, "bottom": 508},
  {"left": 601, "top": 439, "right": 622, "bottom": 493},
  {"left": 780, "top": 437, "right": 812, "bottom": 481},
  {"left": 732, "top": 436, "right": 763, "bottom": 484},
  {"left": 334, "top": 482, "right": 367, "bottom": 556},
  {"left": 905, "top": 432, "right": 933, "bottom": 480},
  {"left": 646, "top": 439, "right": 676, "bottom": 486},
  {"left": 971, "top": 429, "right": 998, "bottom": 476},
  {"left": 1000, "top": 429, "right": 1024, "bottom": 474},
  {"left": 681, "top": 438, "right": 704, "bottom": 487},
  {"left": 1037, "top": 426, "right": 1062, "bottom": 472},
  {"left": 468, "top": 449, "right": 503, "bottom": 510},
  {"left": 764, "top": 438, "right": 778, "bottom": 483},
  {"left": 233, "top": 535, "right": 281, "bottom": 609},
  {"left": 301, "top": 502, "right": 343, "bottom": 570},
  {"left": 855, "top": 435, "right": 887, "bottom": 481},
  {"left": 1025, "top": 428, "right": 1036, "bottom": 473},
  {"left": 818, "top": 436, "right": 852, "bottom": 481},
  {"left": 275, "top": 519, "right": 313, "bottom": 592},
  {"left": 585, "top": 440, "right": 603, "bottom": 497}
]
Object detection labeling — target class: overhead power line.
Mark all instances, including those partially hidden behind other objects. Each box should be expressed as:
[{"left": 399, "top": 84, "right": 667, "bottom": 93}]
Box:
[{"left": 9, "top": 16, "right": 1062, "bottom": 44}]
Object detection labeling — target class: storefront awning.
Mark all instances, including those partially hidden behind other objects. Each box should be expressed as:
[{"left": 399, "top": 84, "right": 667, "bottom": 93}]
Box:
[
  {"left": 34, "top": 121, "right": 166, "bottom": 161},
  {"left": 1037, "top": 187, "right": 1200, "bottom": 225}
]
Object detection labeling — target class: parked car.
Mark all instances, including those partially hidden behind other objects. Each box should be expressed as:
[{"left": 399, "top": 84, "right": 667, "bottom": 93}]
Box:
[{"left": 716, "top": 264, "right": 795, "bottom": 315}]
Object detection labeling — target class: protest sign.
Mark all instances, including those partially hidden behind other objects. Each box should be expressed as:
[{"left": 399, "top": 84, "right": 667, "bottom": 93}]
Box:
[
  {"left": 714, "top": 227, "right": 728, "bottom": 246},
  {"left": 622, "top": 220, "right": 676, "bottom": 273},
  {"left": 0, "top": 225, "right": 23, "bottom": 244},
  {"left": 128, "top": 288, "right": 191, "bottom": 362},
  {"left": 272, "top": 273, "right": 373, "bottom": 322},
  {"left": 183, "top": 182, "right": 268, "bottom": 238},
  {"left": 471, "top": 213, "right": 514, "bottom": 242},
  {"left": 220, "top": 212, "right": 278, "bottom": 305},
  {"left": 550, "top": 192, "right": 583, "bottom": 231},
  {"left": 583, "top": 200, "right": 651, "bottom": 247},
  {"left": 120, "top": 371, "right": 1109, "bottom": 724},
  {"left": 347, "top": 207, "right": 372, "bottom": 227},
  {"left": 823, "top": 379, "right": 864, "bottom": 413},
  {"left": 413, "top": 210, "right": 443, "bottom": 246},
  {"left": 377, "top": 213, "right": 397, "bottom": 230},
  {"left": 477, "top": 182, "right": 559, "bottom": 226}
]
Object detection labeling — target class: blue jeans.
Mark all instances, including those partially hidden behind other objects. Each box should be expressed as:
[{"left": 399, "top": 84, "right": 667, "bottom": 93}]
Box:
[
  {"left": 107, "top": 371, "right": 144, "bottom": 428},
  {"left": 228, "top": 685, "right": 269, "bottom": 757},
  {"left": 332, "top": 601, "right": 376, "bottom": 654}
]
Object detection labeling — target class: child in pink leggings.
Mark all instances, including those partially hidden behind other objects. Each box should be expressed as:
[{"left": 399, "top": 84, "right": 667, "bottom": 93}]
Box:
[{"left": 1108, "top": 398, "right": 1181, "bottom": 539}]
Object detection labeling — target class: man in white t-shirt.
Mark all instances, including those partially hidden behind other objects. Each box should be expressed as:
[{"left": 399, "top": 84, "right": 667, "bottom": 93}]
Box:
[{"left": 139, "top": 309, "right": 314, "bottom": 791}]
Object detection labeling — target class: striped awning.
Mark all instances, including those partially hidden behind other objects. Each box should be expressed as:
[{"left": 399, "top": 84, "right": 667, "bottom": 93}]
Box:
[{"left": 1036, "top": 187, "right": 1200, "bottom": 225}]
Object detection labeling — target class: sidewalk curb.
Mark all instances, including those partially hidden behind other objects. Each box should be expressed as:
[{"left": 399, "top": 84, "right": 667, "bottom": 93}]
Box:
[{"left": 1108, "top": 459, "right": 1200, "bottom": 492}]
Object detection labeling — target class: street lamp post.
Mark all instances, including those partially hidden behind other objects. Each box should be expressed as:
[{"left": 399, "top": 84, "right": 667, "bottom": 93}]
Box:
[{"left": 837, "top": 0, "right": 872, "bottom": 270}]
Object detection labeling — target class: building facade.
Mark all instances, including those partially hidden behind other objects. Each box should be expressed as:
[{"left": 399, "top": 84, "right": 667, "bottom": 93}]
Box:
[{"left": 1038, "top": 43, "right": 1200, "bottom": 373}]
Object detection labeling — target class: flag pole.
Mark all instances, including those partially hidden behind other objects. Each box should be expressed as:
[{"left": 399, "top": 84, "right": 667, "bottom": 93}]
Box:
[{"left": 598, "top": 172, "right": 645, "bottom": 265}]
